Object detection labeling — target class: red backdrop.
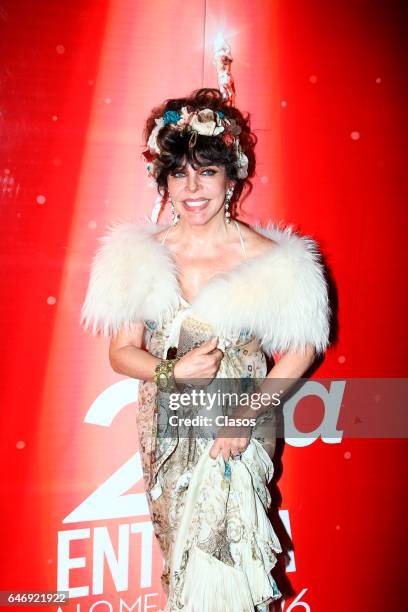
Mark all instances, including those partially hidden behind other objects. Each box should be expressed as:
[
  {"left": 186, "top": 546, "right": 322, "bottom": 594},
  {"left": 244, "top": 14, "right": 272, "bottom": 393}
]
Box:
[{"left": 1, "top": 1, "right": 407, "bottom": 610}]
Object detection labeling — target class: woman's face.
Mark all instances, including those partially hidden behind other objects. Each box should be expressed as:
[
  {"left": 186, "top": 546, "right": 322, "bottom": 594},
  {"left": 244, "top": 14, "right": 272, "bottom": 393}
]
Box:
[{"left": 167, "top": 161, "right": 234, "bottom": 226}]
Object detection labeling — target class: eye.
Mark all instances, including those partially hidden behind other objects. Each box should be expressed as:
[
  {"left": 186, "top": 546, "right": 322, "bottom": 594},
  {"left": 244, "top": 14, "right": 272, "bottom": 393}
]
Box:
[
  {"left": 171, "top": 170, "right": 186, "bottom": 178},
  {"left": 201, "top": 168, "right": 217, "bottom": 176}
]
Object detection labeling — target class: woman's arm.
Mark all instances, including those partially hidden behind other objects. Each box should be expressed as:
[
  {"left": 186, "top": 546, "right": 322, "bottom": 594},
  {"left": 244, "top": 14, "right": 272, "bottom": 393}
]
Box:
[
  {"left": 209, "top": 345, "right": 317, "bottom": 460},
  {"left": 234, "top": 344, "right": 316, "bottom": 420},
  {"left": 269, "top": 345, "right": 316, "bottom": 379},
  {"left": 109, "top": 322, "right": 161, "bottom": 381},
  {"left": 109, "top": 324, "right": 223, "bottom": 382}
]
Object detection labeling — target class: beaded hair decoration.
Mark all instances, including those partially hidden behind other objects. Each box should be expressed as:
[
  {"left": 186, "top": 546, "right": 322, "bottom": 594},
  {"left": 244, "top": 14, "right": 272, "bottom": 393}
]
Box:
[
  {"left": 142, "top": 106, "right": 249, "bottom": 180},
  {"left": 144, "top": 34, "right": 246, "bottom": 223}
]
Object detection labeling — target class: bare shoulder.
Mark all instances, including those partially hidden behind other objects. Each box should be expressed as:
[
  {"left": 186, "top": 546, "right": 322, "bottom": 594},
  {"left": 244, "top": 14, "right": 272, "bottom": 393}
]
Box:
[
  {"left": 150, "top": 226, "right": 171, "bottom": 244},
  {"left": 236, "top": 221, "right": 277, "bottom": 258}
]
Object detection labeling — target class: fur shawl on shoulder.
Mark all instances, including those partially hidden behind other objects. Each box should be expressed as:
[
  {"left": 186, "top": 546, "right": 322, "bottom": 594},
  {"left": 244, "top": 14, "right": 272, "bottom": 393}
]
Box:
[{"left": 81, "top": 221, "right": 331, "bottom": 356}]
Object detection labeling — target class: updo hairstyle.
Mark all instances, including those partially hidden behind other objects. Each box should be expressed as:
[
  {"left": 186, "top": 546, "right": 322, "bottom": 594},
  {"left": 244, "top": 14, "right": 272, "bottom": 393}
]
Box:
[{"left": 143, "top": 88, "right": 257, "bottom": 213}]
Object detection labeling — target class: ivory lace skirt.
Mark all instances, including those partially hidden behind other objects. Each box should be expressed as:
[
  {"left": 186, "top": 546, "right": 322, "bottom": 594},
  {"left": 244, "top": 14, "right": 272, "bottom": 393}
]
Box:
[{"left": 137, "top": 308, "right": 282, "bottom": 610}]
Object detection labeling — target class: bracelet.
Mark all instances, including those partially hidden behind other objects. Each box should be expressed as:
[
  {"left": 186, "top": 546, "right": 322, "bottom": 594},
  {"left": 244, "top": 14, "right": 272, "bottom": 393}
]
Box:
[{"left": 153, "top": 358, "right": 179, "bottom": 392}]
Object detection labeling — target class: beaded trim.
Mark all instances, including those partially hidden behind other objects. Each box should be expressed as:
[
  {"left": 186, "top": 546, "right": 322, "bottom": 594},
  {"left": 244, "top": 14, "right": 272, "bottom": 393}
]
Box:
[{"left": 153, "top": 358, "right": 179, "bottom": 392}]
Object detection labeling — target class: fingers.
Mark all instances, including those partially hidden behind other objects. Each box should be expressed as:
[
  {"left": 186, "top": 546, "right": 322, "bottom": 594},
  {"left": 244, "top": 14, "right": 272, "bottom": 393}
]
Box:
[
  {"left": 209, "top": 439, "right": 248, "bottom": 461},
  {"left": 194, "top": 337, "right": 219, "bottom": 355},
  {"left": 211, "top": 442, "right": 230, "bottom": 462},
  {"left": 210, "top": 440, "right": 229, "bottom": 461},
  {"left": 206, "top": 351, "right": 223, "bottom": 371},
  {"left": 180, "top": 338, "right": 224, "bottom": 381},
  {"left": 175, "top": 339, "right": 222, "bottom": 380},
  {"left": 229, "top": 445, "right": 244, "bottom": 457},
  {"left": 209, "top": 440, "right": 219, "bottom": 459},
  {"left": 209, "top": 348, "right": 224, "bottom": 361},
  {"left": 189, "top": 338, "right": 223, "bottom": 379}
]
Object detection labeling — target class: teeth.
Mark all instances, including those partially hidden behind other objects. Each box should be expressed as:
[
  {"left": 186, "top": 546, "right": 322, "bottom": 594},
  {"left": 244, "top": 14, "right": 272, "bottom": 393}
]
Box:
[{"left": 184, "top": 200, "right": 209, "bottom": 207}]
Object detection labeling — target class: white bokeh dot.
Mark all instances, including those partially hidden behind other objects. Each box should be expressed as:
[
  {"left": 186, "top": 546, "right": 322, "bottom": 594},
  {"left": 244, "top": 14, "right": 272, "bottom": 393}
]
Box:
[
  {"left": 309, "top": 75, "right": 318, "bottom": 84},
  {"left": 338, "top": 355, "right": 346, "bottom": 364},
  {"left": 260, "top": 176, "right": 269, "bottom": 184},
  {"left": 88, "top": 220, "right": 97, "bottom": 230},
  {"left": 344, "top": 451, "right": 351, "bottom": 460},
  {"left": 16, "top": 441, "right": 26, "bottom": 450},
  {"left": 4, "top": 168, "right": 10, "bottom": 175},
  {"left": 47, "top": 296, "right": 57, "bottom": 305},
  {"left": 375, "top": 77, "right": 382, "bottom": 84},
  {"left": 52, "top": 115, "right": 58, "bottom": 121},
  {"left": 17, "top": 212, "right": 21, "bottom": 218},
  {"left": 88, "top": 79, "right": 94, "bottom": 86},
  {"left": 47, "top": 558, "right": 53, "bottom": 564},
  {"left": 104, "top": 97, "right": 112, "bottom": 104},
  {"left": 36, "top": 194, "right": 46, "bottom": 205},
  {"left": 335, "top": 524, "right": 341, "bottom": 530},
  {"left": 281, "top": 100, "right": 288, "bottom": 108},
  {"left": 350, "top": 131, "right": 361, "bottom": 141},
  {"left": 56, "top": 44, "right": 65, "bottom": 54}
]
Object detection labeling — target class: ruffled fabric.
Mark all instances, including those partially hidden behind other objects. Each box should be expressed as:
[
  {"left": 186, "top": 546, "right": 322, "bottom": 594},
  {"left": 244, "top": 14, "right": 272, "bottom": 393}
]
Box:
[{"left": 165, "top": 439, "right": 282, "bottom": 611}]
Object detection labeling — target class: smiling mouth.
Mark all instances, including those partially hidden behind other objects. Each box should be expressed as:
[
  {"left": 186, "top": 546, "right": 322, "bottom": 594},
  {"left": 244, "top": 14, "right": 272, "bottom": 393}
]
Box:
[{"left": 183, "top": 199, "right": 210, "bottom": 209}]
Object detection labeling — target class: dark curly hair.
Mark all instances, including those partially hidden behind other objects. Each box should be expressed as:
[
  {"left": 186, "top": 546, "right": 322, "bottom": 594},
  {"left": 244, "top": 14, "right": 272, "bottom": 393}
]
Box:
[{"left": 142, "top": 88, "right": 257, "bottom": 214}]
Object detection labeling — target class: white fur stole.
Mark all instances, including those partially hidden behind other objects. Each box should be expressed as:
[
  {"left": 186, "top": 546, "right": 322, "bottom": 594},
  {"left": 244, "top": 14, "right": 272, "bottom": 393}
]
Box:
[{"left": 81, "top": 221, "right": 330, "bottom": 355}]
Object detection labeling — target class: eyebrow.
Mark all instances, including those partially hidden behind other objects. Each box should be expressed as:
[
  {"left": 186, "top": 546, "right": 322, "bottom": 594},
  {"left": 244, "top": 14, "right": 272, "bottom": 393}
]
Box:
[{"left": 175, "top": 163, "right": 217, "bottom": 171}]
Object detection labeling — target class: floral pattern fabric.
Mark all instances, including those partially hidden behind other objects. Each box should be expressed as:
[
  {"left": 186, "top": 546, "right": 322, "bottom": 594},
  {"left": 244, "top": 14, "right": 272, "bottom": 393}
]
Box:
[{"left": 135, "top": 299, "right": 281, "bottom": 610}]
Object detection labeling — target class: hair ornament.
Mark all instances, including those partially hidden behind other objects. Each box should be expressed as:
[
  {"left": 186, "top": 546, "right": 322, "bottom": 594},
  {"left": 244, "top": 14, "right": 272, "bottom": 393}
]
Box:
[
  {"left": 163, "top": 110, "right": 181, "bottom": 125},
  {"left": 146, "top": 117, "right": 165, "bottom": 157},
  {"left": 146, "top": 35, "right": 249, "bottom": 223},
  {"left": 143, "top": 105, "right": 248, "bottom": 179},
  {"left": 188, "top": 128, "right": 198, "bottom": 149}
]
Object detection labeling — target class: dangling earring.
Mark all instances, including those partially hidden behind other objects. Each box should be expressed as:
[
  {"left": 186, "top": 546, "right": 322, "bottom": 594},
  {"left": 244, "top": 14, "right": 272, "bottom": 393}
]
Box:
[
  {"left": 224, "top": 187, "right": 234, "bottom": 224},
  {"left": 168, "top": 194, "right": 179, "bottom": 225}
]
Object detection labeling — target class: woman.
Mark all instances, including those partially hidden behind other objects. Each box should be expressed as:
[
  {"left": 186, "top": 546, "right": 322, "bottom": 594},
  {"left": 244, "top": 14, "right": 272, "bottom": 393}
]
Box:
[{"left": 81, "top": 88, "right": 330, "bottom": 611}]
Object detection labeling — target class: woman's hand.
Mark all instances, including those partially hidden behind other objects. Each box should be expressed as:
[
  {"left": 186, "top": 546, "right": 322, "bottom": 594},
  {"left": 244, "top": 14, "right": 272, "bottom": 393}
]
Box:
[
  {"left": 209, "top": 424, "right": 252, "bottom": 461},
  {"left": 173, "top": 337, "right": 223, "bottom": 383}
]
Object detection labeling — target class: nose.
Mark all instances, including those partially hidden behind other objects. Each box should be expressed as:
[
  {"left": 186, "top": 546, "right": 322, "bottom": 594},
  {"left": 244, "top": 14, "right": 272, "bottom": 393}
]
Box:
[{"left": 186, "top": 168, "right": 200, "bottom": 193}]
